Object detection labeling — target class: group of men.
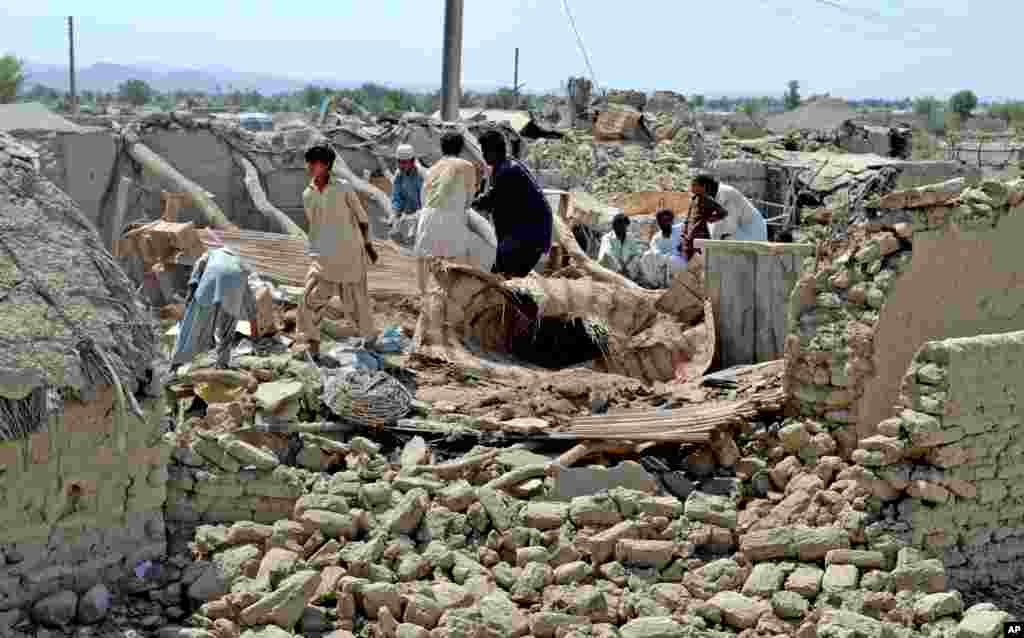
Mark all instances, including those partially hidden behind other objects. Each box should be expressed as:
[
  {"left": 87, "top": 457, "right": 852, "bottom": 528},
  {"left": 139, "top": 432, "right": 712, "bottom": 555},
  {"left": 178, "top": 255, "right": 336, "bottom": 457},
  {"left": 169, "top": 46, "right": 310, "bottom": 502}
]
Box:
[
  {"left": 172, "top": 131, "right": 554, "bottom": 368},
  {"left": 597, "top": 174, "right": 768, "bottom": 287}
]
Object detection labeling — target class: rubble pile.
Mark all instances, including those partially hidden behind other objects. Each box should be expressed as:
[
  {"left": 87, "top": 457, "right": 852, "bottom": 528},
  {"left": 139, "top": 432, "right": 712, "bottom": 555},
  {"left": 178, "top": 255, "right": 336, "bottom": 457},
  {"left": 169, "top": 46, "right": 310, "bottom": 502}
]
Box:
[
  {"left": 43, "top": 409, "right": 1010, "bottom": 638},
  {"left": 784, "top": 221, "right": 914, "bottom": 443},
  {"left": 526, "top": 130, "right": 696, "bottom": 196}
]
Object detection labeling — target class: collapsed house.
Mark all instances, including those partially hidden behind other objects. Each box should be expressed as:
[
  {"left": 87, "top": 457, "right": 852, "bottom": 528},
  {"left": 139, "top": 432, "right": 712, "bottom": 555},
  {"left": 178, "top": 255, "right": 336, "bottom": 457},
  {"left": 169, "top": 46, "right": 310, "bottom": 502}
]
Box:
[
  {"left": 0, "top": 132, "right": 166, "bottom": 616},
  {"left": 1, "top": 89, "right": 1023, "bottom": 638}
]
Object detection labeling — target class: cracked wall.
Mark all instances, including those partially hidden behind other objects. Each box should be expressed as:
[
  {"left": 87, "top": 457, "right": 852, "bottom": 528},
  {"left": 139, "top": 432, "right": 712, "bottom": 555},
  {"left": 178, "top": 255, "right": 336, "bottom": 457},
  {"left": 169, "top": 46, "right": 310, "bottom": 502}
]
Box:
[
  {"left": 784, "top": 178, "right": 1024, "bottom": 455},
  {"left": 851, "top": 332, "right": 1024, "bottom": 590},
  {"left": 0, "top": 386, "right": 169, "bottom": 612}
]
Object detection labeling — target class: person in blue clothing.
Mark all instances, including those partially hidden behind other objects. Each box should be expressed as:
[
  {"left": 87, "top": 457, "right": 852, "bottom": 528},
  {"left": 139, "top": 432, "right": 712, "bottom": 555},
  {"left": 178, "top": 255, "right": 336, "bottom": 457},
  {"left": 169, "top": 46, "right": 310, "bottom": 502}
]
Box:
[
  {"left": 472, "top": 130, "right": 553, "bottom": 278},
  {"left": 171, "top": 239, "right": 257, "bottom": 371},
  {"left": 391, "top": 144, "right": 423, "bottom": 215}
]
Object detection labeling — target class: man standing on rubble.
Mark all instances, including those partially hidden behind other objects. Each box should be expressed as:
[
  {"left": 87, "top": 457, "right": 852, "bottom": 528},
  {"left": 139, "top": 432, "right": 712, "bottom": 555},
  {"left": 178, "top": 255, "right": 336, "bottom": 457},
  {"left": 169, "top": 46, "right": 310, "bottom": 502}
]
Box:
[
  {"left": 597, "top": 213, "right": 643, "bottom": 278},
  {"left": 415, "top": 132, "right": 496, "bottom": 292},
  {"left": 296, "top": 145, "right": 378, "bottom": 358},
  {"left": 689, "top": 174, "right": 768, "bottom": 242},
  {"left": 472, "top": 130, "right": 553, "bottom": 278},
  {"left": 391, "top": 144, "right": 423, "bottom": 216}
]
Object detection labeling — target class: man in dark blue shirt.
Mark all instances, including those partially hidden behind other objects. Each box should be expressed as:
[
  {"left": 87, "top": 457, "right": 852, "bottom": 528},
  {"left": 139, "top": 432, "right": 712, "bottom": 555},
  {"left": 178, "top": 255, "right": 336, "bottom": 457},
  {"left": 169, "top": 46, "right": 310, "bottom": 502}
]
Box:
[{"left": 472, "top": 130, "right": 553, "bottom": 278}]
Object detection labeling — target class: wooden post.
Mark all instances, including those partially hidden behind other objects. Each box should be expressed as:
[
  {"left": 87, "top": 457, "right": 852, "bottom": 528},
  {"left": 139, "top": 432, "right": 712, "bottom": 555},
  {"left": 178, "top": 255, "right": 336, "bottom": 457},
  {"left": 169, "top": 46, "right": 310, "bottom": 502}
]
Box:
[
  {"left": 160, "top": 192, "right": 191, "bottom": 223},
  {"left": 699, "top": 239, "right": 815, "bottom": 368}
]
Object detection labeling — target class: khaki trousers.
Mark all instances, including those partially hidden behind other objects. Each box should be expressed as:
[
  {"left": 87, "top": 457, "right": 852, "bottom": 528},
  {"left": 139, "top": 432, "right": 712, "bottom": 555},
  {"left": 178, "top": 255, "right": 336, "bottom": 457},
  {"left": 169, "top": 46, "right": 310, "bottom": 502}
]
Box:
[{"left": 297, "top": 270, "right": 375, "bottom": 342}]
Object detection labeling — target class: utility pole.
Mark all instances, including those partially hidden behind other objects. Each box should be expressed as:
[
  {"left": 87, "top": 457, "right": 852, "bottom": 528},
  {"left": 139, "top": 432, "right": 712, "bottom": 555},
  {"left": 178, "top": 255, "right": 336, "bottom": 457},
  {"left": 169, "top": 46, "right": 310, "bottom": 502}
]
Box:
[
  {"left": 513, "top": 47, "right": 519, "bottom": 108},
  {"left": 440, "top": 0, "right": 464, "bottom": 122},
  {"left": 68, "top": 16, "right": 77, "bottom": 114}
]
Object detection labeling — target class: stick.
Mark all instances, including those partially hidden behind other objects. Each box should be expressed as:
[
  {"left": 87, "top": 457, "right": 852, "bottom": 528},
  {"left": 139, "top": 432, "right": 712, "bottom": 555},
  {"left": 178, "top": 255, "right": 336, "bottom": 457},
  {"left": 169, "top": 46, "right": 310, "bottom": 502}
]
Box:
[
  {"left": 180, "top": 368, "right": 258, "bottom": 392},
  {"left": 484, "top": 463, "right": 549, "bottom": 492},
  {"left": 547, "top": 441, "right": 636, "bottom": 475},
  {"left": 233, "top": 152, "right": 307, "bottom": 239},
  {"left": 410, "top": 449, "right": 501, "bottom": 480},
  {"left": 125, "top": 140, "right": 230, "bottom": 227}
]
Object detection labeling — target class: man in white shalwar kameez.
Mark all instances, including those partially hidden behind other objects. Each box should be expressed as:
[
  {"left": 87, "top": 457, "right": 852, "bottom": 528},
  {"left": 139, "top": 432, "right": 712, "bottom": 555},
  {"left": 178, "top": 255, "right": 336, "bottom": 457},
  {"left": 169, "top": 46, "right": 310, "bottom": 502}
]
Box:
[{"left": 415, "top": 132, "right": 496, "bottom": 293}]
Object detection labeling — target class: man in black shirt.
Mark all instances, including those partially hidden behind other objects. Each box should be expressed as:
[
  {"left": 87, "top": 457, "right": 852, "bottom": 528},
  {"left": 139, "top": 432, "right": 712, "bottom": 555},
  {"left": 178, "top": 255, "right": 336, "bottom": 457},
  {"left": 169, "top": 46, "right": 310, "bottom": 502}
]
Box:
[{"left": 473, "top": 131, "right": 553, "bottom": 278}]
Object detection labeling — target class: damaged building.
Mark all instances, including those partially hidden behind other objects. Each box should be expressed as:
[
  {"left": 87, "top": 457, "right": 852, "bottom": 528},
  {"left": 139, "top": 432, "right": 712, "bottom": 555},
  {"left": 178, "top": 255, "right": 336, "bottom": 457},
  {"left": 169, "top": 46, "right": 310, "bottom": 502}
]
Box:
[
  {"left": 0, "top": 87, "right": 1022, "bottom": 638},
  {"left": 0, "top": 132, "right": 167, "bottom": 622}
]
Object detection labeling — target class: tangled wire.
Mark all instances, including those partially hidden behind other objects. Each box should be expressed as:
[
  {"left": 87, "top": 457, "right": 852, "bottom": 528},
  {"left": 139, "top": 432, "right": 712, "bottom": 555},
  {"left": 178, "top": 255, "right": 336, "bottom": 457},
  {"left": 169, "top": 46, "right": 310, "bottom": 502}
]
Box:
[{"left": 321, "top": 368, "right": 414, "bottom": 429}]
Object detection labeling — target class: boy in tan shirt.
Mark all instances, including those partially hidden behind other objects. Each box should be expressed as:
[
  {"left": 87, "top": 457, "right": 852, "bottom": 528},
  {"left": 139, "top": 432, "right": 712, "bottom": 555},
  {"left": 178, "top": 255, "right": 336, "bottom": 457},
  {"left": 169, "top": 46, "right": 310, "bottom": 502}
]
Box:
[{"left": 297, "top": 145, "right": 378, "bottom": 357}]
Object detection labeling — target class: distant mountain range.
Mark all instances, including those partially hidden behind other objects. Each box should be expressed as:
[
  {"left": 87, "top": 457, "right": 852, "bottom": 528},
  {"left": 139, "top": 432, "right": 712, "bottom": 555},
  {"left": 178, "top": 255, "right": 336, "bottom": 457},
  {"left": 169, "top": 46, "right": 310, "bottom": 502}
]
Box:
[{"left": 22, "top": 62, "right": 511, "bottom": 95}]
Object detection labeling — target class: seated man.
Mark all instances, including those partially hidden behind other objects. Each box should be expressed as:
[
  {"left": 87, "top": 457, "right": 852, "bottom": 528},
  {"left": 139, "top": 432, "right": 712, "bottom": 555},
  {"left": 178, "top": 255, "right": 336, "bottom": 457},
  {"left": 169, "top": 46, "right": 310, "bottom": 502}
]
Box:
[
  {"left": 171, "top": 242, "right": 257, "bottom": 370},
  {"left": 690, "top": 174, "right": 768, "bottom": 241},
  {"left": 638, "top": 208, "right": 687, "bottom": 288},
  {"left": 597, "top": 213, "right": 644, "bottom": 278}
]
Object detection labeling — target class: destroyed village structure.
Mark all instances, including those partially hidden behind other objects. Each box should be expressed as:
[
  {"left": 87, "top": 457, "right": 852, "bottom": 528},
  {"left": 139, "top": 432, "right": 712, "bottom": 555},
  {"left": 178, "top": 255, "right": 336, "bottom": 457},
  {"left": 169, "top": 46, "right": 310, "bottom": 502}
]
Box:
[{"left": 0, "top": 86, "right": 1022, "bottom": 638}]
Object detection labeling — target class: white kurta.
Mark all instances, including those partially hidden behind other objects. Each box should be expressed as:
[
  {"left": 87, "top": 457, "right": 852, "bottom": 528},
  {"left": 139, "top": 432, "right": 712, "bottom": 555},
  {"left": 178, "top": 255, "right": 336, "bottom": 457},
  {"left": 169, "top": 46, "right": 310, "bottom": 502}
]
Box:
[
  {"left": 415, "top": 156, "right": 496, "bottom": 272},
  {"left": 709, "top": 183, "right": 768, "bottom": 241}
]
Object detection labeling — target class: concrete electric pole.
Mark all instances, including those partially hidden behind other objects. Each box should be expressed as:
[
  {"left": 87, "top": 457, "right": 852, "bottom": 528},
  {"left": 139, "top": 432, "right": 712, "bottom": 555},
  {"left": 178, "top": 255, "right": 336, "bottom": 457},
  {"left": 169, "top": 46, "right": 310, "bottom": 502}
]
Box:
[
  {"left": 513, "top": 47, "right": 519, "bottom": 108},
  {"left": 68, "top": 16, "right": 77, "bottom": 114},
  {"left": 440, "top": 0, "right": 464, "bottom": 122}
]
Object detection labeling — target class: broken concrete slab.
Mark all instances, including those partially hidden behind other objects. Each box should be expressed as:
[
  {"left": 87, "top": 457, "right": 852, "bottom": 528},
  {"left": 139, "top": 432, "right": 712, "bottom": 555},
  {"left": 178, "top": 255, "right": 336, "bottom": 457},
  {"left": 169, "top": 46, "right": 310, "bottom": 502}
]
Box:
[{"left": 551, "top": 461, "right": 657, "bottom": 501}]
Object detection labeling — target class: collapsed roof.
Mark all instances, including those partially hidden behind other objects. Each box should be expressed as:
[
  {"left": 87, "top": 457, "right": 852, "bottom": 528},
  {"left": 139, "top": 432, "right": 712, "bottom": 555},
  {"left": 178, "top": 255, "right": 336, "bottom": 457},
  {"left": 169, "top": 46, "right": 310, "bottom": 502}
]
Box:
[{"left": 0, "top": 132, "right": 156, "bottom": 403}]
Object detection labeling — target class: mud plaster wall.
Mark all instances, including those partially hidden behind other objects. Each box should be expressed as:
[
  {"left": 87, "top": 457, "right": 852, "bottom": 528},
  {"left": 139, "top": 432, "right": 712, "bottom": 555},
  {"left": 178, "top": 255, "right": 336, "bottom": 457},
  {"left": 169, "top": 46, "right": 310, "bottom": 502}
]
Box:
[
  {"left": 708, "top": 159, "right": 768, "bottom": 203},
  {"left": 112, "top": 127, "right": 392, "bottom": 241},
  {"left": 784, "top": 180, "right": 1024, "bottom": 454},
  {"left": 8, "top": 130, "right": 117, "bottom": 229},
  {"left": 857, "top": 332, "right": 1024, "bottom": 589},
  {"left": 0, "top": 386, "right": 169, "bottom": 611},
  {"left": 137, "top": 129, "right": 245, "bottom": 229},
  {"left": 857, "top": 199, "right": 1024, "bottom": 437}
]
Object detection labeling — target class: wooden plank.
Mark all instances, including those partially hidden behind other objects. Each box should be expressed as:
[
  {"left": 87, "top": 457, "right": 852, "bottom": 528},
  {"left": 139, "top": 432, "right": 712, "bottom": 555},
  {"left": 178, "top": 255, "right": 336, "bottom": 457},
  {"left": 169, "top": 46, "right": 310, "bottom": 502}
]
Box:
[
  {"left": 695, "top": 239, "right": 815, "bottom": 257},
  {"left": 701, "top": 240, "right": 813, "bottom": 367},
  {"left": 714, "top": 251, "right": 756, "bottom": 368},
  {"left": 755, "top": 253, "right": 796, "bottom": 362}
]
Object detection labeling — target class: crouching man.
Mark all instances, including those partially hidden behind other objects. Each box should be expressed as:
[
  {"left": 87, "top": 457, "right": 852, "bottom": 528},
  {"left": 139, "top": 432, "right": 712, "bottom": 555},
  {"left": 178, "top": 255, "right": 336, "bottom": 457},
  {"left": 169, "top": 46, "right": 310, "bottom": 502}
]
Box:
[
  {"left": 171, "top": 240, "right": 256, "bottom": 370},
  {"left": 637, "top": 207, "right": 688, "bottom": 288},
  {"left": 597, "top": 213, "right": 644, "bottom": 279},
  {"left": 296, "top": 145, "right": 378, "bottom": 358}
]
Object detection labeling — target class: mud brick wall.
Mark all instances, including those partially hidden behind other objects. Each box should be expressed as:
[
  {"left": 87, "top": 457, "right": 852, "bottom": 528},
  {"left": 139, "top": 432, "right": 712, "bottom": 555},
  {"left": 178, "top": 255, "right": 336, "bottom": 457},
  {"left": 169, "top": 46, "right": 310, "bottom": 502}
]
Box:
[
  {"left": 0, "top": 386, "right": 169, "bottom": 611},
  {"left": 852, "top": 332, "right": 1024, "bottom": 589},
  {"left": 165, "top": 429, "right": 364, "bottom": 546},
  {"left": 784, "top": 178, "right": 1024, "bottom": 454}
]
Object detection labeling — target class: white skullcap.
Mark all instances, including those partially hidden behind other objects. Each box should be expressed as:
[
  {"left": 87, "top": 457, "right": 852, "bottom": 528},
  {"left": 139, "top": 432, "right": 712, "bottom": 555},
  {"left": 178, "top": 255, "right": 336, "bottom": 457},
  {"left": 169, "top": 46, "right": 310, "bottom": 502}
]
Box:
[{"left": 396, "top": 144, "right": 415, "bottom": 160}]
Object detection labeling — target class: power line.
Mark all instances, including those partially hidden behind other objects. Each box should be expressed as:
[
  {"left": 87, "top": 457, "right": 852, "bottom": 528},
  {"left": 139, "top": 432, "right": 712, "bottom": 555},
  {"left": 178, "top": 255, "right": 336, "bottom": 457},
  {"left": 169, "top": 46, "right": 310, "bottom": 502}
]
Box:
[
  {"left": 754, "top": 0, "right": 943, "bottom": 48},
  {"left": 809, "top": 0, "right": 934, "bottom": 38},
  {"left": 560, "top": 0, "right": 598, "bottom": 89}
]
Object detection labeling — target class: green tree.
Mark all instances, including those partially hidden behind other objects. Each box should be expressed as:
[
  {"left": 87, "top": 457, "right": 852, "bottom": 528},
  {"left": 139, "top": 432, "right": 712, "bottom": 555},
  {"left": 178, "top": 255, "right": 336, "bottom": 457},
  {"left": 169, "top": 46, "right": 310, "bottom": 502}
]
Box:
[
  {"left": 690, "top": 94, "right": 705, "bottom": 110},
  {"left": 737, "top": 99, "right": 762, "bottom": 117},
  {"left": 948, "top": 90, "right": 978, "bottom": 120},
  {"left": 118, "top": 79, "right": 154, "bottom": 106},
  {"left": 913, "top": 96, "right": 946, "bottom": 134},
  {"left": 784, "top": 80, "right": 800, "bottom": 111},
  {"left": 0, "top": 54, "right": 26, "bottom": 104},
  {"left": 301, "top": 85, "right": 327, "bottom": 109}
]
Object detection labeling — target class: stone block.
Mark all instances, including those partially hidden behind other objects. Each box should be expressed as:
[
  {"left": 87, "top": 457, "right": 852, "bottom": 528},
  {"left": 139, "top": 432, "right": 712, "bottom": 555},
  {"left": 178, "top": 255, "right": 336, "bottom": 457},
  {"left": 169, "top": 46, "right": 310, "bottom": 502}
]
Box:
[{"left": 551, "top": 461, "right": 657, "bottom": 501}]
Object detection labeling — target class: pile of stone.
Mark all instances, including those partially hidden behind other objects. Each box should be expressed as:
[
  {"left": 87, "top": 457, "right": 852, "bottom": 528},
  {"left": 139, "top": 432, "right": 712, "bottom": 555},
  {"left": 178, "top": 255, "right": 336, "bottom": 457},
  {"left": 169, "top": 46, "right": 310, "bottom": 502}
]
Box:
[
  {"left": 525, "top": 130, "right": 696, "bottom": 196},
  {"left": 784, "top": 222, "right": 913, "bottom": 437},
  {"left": 126, "top": 417, "right": 1016, "bottom": 638}
]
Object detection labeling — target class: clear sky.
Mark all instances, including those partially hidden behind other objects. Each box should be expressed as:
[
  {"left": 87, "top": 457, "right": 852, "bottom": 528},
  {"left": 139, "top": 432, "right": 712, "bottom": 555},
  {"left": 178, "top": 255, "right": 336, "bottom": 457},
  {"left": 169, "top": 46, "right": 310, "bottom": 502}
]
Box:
[{"left": 0, "top": 0, "right": 1014, "bottom": 100}]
